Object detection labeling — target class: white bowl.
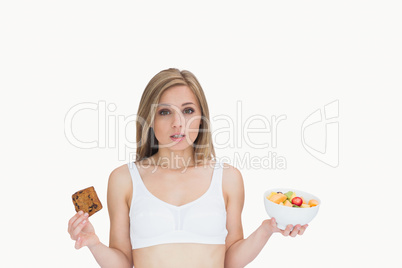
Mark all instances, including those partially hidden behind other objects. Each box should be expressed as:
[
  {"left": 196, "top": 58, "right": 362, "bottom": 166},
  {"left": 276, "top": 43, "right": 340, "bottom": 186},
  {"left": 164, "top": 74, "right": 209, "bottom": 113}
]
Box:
[{"left": 263, "top": 188, "right": 321, "bottom": 230}]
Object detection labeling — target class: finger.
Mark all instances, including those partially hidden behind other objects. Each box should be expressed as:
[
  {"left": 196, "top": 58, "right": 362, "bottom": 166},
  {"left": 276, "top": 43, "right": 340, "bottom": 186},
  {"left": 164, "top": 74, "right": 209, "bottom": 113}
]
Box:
[
  {"left": 290, "top": 225, "right": 301, "bottom": 237},
  {"left": 298, "top": 224, "right": 308, "bottom": 235},
  {"left": 75, "top": 236, "right": 83, "bottom": 250},
  {"left": 68, "top": 211, "right": 83, "bottom": 233},
  {"left": 70, "top": 213, "right": 89, "bottom": 239},
  {"left": 68, "top": 211, "right": 83, "bottom": 234},
  {"left": 282, "top": 224, "right": 293, "bottom": 236},
  {"left": 270, "top": 218, "right": 277, "bottom": 228},
  {"left": 76, "top": 234, "right": 93, "bottom": 250},
  {"left": 72, "top": 212, "right": 88, "bottom": 230},
  {"left": 72, "top": 217, "right": 89, "bottom": 239}
]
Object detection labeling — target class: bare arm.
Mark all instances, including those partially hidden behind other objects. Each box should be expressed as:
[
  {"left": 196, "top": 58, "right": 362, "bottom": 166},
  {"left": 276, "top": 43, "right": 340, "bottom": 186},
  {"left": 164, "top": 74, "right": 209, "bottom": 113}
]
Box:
[
  {"left": 225, "top": 219, "right": 307, "bottom": 268},
  {"left": 88, "top": 242, "right": 132, "bottom": 268},
  {"left": 224, "top": 222, "right": 272, "bottom": 268},
  {"left": 68, "top": 166, "right": 134, "bottom": 267},
  {"left": 223, "top": 166, "right": 308, "bottom": 268}
]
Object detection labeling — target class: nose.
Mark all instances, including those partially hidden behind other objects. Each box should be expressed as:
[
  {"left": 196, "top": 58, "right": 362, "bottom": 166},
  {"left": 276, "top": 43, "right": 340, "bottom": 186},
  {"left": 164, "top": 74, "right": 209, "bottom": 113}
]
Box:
[{"left": 171, "top": 111, "right": 184, "bottom": 128}]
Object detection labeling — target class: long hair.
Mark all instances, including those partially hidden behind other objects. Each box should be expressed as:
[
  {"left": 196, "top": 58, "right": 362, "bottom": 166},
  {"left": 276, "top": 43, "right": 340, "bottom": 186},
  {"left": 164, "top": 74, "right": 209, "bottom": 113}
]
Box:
[{"left": 135, "top": 68, "right": 215, "bottom": 163}]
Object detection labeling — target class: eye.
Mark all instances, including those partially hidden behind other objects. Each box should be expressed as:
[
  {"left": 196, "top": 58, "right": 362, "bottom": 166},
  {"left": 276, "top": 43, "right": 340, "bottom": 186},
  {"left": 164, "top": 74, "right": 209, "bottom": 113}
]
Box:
[
  {"left": 159, "top": 110, "right": 170, "bottom": 116},
  {"left": 184, "top": 108, "right": 195, "bottom": 114}
]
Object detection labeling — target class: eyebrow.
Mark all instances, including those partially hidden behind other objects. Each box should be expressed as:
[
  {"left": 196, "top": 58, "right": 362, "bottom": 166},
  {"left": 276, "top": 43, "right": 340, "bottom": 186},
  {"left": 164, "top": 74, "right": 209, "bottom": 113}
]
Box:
[{"left": 158, "top": 102, "right": 195, "bottom": 107}]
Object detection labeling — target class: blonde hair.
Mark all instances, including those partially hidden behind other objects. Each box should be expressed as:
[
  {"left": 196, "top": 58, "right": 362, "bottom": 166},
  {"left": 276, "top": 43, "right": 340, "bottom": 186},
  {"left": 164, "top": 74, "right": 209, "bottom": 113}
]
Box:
[{"left": 136, "top": 68, "right": 216, "bottom": 163}]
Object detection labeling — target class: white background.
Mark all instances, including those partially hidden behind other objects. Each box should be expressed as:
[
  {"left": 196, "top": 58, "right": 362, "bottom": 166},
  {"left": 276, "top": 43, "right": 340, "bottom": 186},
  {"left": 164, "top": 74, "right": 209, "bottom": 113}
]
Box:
[{"left": 1, "top": 1, "right": 401, "bottom": 267}]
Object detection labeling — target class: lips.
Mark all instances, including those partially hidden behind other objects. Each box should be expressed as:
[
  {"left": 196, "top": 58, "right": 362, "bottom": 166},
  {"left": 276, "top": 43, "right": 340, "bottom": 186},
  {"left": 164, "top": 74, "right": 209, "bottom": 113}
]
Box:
[
  {"left": 170, "top": 133, "right": 186, "bottom": 142},
  {"left": 170, "top": 133, "right": 185, "bottom": 138}
]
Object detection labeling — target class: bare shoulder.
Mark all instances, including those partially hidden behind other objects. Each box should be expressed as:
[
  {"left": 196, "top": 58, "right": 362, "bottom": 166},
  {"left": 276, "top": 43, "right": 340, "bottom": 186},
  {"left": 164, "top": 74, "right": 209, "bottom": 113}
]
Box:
[
  {"left": 222, "top": 163, "right": 244, "bottom": 188},
  {"left": 107, "top": 163, "right": 132, "bottom": 204},
  {"left": 108, "top": 163, "right": 132, "bottom": 186},
  {"left": 221, "top": 163, "right": 245, "bottom": 201}
]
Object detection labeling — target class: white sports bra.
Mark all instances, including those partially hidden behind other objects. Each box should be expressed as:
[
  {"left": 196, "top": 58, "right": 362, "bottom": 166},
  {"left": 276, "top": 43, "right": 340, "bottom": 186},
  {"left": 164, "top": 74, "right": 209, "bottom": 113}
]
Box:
[{"left": 127, "top": 161, "right": 228, "bottom": 249}]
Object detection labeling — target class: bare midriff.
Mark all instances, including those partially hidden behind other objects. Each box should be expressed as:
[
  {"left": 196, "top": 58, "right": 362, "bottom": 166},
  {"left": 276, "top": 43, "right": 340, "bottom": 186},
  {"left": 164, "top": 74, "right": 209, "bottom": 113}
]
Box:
[{"left": 132, "top": 243, "right": 225, "bottom": 268}]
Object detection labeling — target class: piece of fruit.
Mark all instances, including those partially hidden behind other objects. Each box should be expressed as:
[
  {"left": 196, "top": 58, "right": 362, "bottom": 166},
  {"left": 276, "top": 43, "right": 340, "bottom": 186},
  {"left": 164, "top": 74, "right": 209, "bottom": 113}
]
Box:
[
  {"left": 301, "top": 204, "right": 310, "bottom": 208},
  {"left": 308, "top": 199, "right": 319, "bottom": 207},
  {"left": 269, "top": 193, "right": 287, "bottom": 204},
  {"left": 284, "top": 200, "right": 292, "bottom": 207},
  {"left": 291, "top": 197, "right": 303, "bottom": 206},
  {"left": 266, "top": 192, "right": 276, "bottom": 200},
  {"left": 279, "top": 202, "right": 284, "bottom": 206},
  {"left": 284, "top": 191, "right": 293, "bottom": 200},
  {"left": 290, "top": 192, "right": 297, "bottom": 202},
  {"left": 301, "top": 196, "right": 306, "bottom": 204}
]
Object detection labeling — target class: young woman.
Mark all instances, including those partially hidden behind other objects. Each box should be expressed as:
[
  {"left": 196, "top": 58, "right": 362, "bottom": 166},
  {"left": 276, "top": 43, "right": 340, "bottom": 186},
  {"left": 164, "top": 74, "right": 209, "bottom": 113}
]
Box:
[{"left": 67, "top": 68, "right": 308, "bottom": 268}]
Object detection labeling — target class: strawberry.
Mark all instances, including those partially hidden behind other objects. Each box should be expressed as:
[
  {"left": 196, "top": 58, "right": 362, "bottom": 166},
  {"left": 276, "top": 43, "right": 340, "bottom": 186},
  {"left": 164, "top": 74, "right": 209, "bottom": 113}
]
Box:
[{"left": 291, "top": 197, "right": 303, "bottom": 207}]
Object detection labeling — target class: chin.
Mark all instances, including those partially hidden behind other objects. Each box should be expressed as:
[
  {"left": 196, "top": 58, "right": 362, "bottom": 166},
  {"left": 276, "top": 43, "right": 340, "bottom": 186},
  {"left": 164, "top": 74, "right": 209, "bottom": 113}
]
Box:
[
  {"left": 170, "top": 143, "right": 193, "bottom": 150},
  {"left": 161, "top": 141, "right": 193, "bottom": 150}
]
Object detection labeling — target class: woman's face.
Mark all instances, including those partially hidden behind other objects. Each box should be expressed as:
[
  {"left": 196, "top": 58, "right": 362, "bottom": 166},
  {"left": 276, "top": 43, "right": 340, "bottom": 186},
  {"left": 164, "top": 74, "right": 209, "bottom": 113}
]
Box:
[{"left": 152, "top": 85, "right": 202, "bottom": 151}]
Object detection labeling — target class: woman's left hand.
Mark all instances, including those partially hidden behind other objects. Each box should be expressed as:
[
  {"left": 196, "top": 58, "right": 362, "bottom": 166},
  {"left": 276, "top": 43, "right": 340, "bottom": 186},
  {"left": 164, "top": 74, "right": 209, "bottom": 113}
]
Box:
[{"left": 261, "top": 217, "right": 308, "bottom": 237}]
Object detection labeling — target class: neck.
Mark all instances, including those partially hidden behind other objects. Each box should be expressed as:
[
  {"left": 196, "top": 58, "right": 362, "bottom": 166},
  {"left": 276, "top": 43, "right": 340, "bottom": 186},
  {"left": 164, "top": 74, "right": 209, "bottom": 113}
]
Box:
[{"left": 150, "top": 149, "right": 197, "bottom": 169}]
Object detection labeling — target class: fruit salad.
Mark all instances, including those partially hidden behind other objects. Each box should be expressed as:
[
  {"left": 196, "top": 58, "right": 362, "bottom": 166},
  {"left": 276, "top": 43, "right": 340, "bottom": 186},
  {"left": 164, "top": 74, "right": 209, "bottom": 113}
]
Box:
[{"left": 266, "top": 191, "right": 319, "bottom": 208}]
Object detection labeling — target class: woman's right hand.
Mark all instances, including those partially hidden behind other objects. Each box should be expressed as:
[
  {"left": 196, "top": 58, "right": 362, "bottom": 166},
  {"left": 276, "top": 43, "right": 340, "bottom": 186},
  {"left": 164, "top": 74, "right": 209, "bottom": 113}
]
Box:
[{"left": 68, "top": 211, "right": 100, "bottom": 250}]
